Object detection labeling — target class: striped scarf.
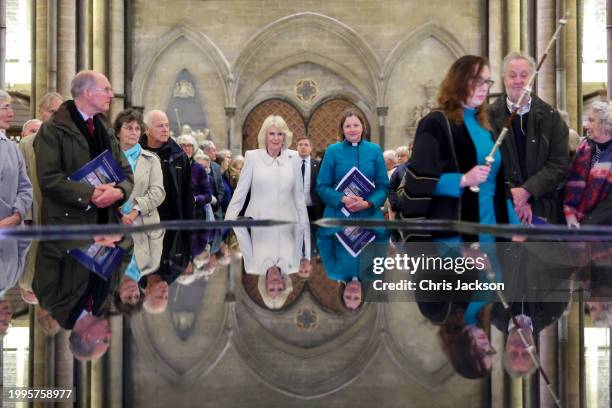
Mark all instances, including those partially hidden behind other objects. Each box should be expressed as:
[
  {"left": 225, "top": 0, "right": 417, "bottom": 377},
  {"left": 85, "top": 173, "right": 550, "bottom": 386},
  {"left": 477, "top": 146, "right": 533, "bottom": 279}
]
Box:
[{"left": 564, "top": 139, "right": 612, "bottom": 222}]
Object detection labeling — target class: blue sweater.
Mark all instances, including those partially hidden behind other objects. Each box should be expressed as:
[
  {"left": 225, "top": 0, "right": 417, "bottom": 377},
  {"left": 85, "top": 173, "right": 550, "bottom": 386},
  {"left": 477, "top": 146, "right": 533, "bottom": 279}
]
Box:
[{"left": 316, "top": 140, "right": 389, "bottom": 219}]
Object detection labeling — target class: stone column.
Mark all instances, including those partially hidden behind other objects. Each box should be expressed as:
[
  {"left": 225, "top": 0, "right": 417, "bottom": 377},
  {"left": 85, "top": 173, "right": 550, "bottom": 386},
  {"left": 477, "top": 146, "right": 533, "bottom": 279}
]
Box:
[
  {"left": 538, "top": 323, "right": 559, "bottom": 407},
  {"left": 606, "top": 0, "right": 612, "bottom": 99},
  {"left": 92, "top": 0, "right": 107, "bottom": 74},
  {"left": 0, "top": 0, "right": 6, "bottom": 89},
  {"left": 488, "top": 0, "right": 505, "bottom": 89},
  {"left": 46, "top": 0, "right": 57, "bottom": 92},
  {"left": 76, "top": 0, "right": 88, "bottom": 71},
  {"left": 55, "top": 330, "right": 74, "bottom": 408},
  {"left": 35, "top": 0, "right": 48, "bottom": 110},
  {"left": 57, "top": 0, "right": 76, "bottom": 98},
  {"left": 566, "top": 302, "right": 580, "bottom": 408},
  {"left": 536, "top": 0, "right": 557, "bottom": 105},
  {"left": 91, "top": 356, "right": 105, "bottom": 408},
  {"left": 490, "top": 327, "right": 506, "bottom": 408},
  {"left": 555, "top": 0, "right": 567, "bottom": 111},
  {"left": 225, "top": 107, "right": 237, "bottom": 152},
  {"left": 32, "top": 318, "right": 47, "bottom": 408},
  {"left": 376, "top": 106, "right": 388, "bottom": 148},
  {"left": 109, "top": 0, "right": 125, "bottom": 117},
  {"left": 108, "top": 315, "right": 123, "bottom": 408},
  {"left": 564, "top": 0, "right": 579, "bottom": 128},
  {"left": 506, "top": 0, "right": 521, "bottom": 53},
  {"left": 521, "top": 0, "right": 537, "bottom": 56}
]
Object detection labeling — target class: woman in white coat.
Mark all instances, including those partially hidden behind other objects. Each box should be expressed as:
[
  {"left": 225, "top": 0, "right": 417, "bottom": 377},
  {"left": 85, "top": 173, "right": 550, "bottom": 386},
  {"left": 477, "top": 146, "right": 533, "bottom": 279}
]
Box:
[{"left": 224, "top": 115, "right": 308, "bottom": 223}]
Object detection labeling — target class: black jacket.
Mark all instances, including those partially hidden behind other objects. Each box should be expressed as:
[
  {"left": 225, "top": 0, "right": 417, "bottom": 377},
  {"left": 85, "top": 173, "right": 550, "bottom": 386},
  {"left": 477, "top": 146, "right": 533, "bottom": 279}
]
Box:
[
  {"left": 488, "top": 95, "right": 569, "bottom": 223},
  {"left": 140, "top": 136, "right": 194, "bottom": 220},
  {"left": 397, "top": 110, "right": 510, "bottom": 240}
]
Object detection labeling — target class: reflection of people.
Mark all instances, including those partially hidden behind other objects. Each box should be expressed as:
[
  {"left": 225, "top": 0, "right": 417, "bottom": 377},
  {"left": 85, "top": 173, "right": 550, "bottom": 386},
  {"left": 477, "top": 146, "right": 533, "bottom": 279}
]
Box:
[
  {"left": 33, "top": 237, "right": 133, "bottom": 360},
  {"left": 234, "top": 224, "right": 305, "bottom": 309},
  {"left": 316, "top": 109, "right": 388, "bottom": 219},
  {"left": 488, "top": 52, "right": 569, "bottom": 224},
  {"left": 0, "top": 300, "right": 13, "bottom": 334},
  {"left": 114, "top": 109, "right": 166, "bottom": 226},
  {"left": 34, "top": 71, "right": 133, "bottom": 225},
  {"left": 564, "top": 101, "right": 612, "bottom": 227},
  {"left": 397, "top": 55, "right": 518, "bottom": 239},
  {"left": 316, "top": 227, "right": 387, "bottom": 310},
  {"left": 225, "top": 115, "right": 307, "bottom": 222}
]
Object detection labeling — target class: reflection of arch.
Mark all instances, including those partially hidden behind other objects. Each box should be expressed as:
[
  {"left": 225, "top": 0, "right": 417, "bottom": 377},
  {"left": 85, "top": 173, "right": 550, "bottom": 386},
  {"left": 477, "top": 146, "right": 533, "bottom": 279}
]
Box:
[
  {"left": 381, "top": 22, "right": 467, "bottom": 104},
  {"left": 232, "top": 12, "right": 381, "bottom": 104},
  {"left": 306, "top": 98, "right": 369, "bottom": 152},
  {"left": 131, "top": 25, "right": 231, "bottom": 107},
  {"left": 241, "top": 99, "right": 306, "bottom": 151}
]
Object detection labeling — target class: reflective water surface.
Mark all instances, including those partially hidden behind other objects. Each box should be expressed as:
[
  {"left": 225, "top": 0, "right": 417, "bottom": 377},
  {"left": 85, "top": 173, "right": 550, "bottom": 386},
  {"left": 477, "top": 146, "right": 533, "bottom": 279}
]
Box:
[{"left": 0, "top": 220, "right": 609, "bottom": 407}]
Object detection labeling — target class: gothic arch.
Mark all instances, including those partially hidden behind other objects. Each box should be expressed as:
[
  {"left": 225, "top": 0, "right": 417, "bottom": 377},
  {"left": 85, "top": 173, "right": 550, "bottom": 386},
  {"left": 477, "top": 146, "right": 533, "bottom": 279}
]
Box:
[
  {"left": 131, "top": 24, "right": 231, "bottom": 107},
  {"left": 232, "top": 12, "right": 382, "bottom": 105},
  {"left": 381, "top": 22, "right": 467, "bottom": 105},
  {"left": 236, "top": 52, "right": 377, "bottom": 111}
]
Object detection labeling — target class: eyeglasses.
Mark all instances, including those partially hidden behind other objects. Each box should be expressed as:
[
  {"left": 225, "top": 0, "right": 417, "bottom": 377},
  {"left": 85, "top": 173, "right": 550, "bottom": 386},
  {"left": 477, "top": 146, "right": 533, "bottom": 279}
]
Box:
[
  {"left": 121, "top": 124, "right": 141, "bottom": 132},
  {"left": 472, "top": 78, "right": 495, "bottom": 89}
]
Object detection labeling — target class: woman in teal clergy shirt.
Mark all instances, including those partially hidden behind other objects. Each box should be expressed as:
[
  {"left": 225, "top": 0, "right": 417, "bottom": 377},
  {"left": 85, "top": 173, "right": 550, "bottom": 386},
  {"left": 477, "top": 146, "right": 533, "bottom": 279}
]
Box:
[{"left": 316, "top": 109, "right": 389, "bottom": 219}]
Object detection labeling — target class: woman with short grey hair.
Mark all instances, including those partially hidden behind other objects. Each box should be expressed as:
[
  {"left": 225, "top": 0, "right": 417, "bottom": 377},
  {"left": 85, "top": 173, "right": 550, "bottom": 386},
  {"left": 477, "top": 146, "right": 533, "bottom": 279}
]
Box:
[
  {"left": 564, "top": 101, "right": 612, "bottom": 226},
  {"left": 0, "top": 90, "right": 33, "bottom": 228}
]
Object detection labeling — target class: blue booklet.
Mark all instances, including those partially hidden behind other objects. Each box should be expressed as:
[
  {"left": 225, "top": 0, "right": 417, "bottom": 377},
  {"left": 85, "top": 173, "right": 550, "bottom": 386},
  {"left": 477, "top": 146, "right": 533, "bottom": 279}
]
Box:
[
  {"left": 69, "top": 149, "right": 126, "bottom": 187},
  {"left": 335, "top": 227, "right": 376, "bottom": 257},
  {"left": 69, "top": 243, "right": 125, "bottom": 281},
  {"left": 335, "top": 166, "right": 375, "bottom": 217}
]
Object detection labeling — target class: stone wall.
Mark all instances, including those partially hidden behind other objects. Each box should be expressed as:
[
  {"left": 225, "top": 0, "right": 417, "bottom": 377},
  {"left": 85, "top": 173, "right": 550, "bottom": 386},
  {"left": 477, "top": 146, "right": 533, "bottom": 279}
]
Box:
[{"left": 131, "top": 0, "right": 484, "bottom": 151}]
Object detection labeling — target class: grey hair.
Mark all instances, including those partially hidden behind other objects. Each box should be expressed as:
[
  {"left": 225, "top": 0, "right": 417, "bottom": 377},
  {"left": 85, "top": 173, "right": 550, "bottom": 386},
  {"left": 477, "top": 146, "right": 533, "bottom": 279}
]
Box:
[
  {"left": 143, "top": 110, "right": 167, "bottom": 129},
  {"left": 38, "top": 92, "right": 63, "bottom": 111},
  {"left": 589, "top": 101, "right": 612, "bottom": 137},
  {"left": 502, "top": 51, "right": 536, "bottom": 76},
  {"left": 395, "top": 145, "right": 410, "bottom": 156},
  {"left": 200, "top": 140, "right": 216, "bottom": 152},
  {"left": 383, "top": 150, "right": 397, "bottom": 164},
  {"left": 588, "top": 301, "right": 612, "bottom": 327},
  {"left": 194, "top": 152, "right": 210, "bottom": 162},
  {"left": 22, "top": 119, "right": 42, "bottom": 133},
  {"left": 0, "top": 90, "right": 11, "bottom": 103},
  {"left": 70, "top": 70, "right": 99, "bottom": 98}
]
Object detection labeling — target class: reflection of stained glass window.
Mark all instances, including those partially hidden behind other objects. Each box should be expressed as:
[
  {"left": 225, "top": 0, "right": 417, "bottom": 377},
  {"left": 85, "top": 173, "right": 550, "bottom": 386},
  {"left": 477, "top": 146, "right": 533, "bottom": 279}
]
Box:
[
  {"left": 583, "top": 0, "right": 607, "bottom": 83},
  {"left": 585, "top": 327, "right": 609, "bottom": 407}
]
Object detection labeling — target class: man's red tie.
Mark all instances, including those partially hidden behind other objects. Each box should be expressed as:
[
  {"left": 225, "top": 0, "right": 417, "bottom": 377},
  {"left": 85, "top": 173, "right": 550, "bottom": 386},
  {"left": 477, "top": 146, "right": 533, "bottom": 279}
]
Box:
[
  {"left": 86, "top": 118, "right": 94, "bottom": 138},
  {"left": 85, "top": 294, "right": 94, "bottom": 313}
]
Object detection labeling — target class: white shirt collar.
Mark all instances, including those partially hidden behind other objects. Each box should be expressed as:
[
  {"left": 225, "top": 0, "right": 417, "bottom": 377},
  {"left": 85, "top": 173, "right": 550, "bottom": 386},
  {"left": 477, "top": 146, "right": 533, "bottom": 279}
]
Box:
[
  {"left": 506, "top": 96, "right": 532, "bottom": 115},
  {"left": 261, "top": 148, "right": 293, "bottom": 166},
  {"left": 508, "top": 314, "right": 533, "bottom": 332}
]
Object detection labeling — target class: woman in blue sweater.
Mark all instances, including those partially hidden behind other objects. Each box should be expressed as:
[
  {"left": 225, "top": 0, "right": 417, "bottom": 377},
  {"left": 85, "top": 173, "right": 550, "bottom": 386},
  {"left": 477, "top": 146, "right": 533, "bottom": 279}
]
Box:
[{"left": 316, "top": 109, "right": 389, "bottom": 219}]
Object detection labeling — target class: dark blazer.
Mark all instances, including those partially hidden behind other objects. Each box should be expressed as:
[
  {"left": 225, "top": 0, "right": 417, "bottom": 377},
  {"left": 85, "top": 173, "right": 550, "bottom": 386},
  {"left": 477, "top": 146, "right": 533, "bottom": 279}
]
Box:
[
  {"left": 308, "top": 159, "right": 324, "bottom": 220},
  {"left": 488, "top": 95, "right": 569, "bottom": 223},
  {"left": 33, "top": 238, "right": 133, "bottom": 329}
]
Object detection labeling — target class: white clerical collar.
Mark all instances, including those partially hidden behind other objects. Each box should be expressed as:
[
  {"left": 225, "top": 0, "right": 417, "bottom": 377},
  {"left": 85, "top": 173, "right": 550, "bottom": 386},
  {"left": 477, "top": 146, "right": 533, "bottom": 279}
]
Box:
[{"left": 506, "top": 96, "right": 532, "bottom": 115}]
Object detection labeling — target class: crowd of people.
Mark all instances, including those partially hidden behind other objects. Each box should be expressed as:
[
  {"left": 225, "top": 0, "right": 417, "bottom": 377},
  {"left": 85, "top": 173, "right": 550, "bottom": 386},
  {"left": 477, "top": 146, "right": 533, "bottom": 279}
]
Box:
[{"left": 0, "top": 49, "right": 610, "bottom": 379}]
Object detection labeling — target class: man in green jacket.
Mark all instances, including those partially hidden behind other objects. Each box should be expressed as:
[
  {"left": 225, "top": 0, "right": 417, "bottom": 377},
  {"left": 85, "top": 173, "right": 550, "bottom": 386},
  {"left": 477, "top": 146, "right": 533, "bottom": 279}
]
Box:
[
  {"left": 34, "top": 70, "right": 133, "bottom": 225},
  {"left": 488, "top": 52, "right": 569, "bottom": 224}
]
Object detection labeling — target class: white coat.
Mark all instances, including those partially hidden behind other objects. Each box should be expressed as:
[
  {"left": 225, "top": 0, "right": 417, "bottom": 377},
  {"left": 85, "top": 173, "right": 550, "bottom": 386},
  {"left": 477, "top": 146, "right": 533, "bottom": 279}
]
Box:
[{"left": 224, "top": 148, "right": 308, "bottom": 222}]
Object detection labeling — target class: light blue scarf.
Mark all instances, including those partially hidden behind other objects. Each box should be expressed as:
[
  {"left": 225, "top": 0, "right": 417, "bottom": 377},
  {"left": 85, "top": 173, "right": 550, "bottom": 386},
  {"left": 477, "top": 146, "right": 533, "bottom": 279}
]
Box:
[{"left": 120, "top": 144, "right": 142, "bottom": 214}]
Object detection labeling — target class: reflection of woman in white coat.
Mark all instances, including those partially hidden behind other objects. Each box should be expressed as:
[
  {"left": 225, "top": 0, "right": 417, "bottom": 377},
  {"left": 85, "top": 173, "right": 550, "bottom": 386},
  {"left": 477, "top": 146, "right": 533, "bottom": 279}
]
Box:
[
  {"left": 233, "top": 224, "right": 306, "bottom": 309},
  {"left": 225, "top": 115, "right": 308, "bottom": 222}
]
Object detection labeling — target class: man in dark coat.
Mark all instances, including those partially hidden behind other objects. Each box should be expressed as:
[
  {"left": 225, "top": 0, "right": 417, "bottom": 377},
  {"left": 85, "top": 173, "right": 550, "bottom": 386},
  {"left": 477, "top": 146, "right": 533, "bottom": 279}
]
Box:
[
  {"left": 34, "top": 70, "right": 134, "bottom": 225},
  {"left": 201, "top": 140, "right": 225, "bottom": 219},
  {"left": 488, "top": 52, "right": 569, "bottom": 224},
  {"left": 296, "top": 136, "right": 323, "bottom": 221},
  {"left": 141, "top": 110, "right": 194, "bottom": 221}
]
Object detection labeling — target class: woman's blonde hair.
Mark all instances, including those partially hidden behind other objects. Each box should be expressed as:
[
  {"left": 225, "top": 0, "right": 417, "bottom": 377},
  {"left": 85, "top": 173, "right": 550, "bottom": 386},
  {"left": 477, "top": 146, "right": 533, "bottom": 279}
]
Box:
[
  {"left": 257, "top": 270, "right": 293, "bottom": 310},
  {"left": 257, "top": 115, "right": 293, "bottom": 150}
]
